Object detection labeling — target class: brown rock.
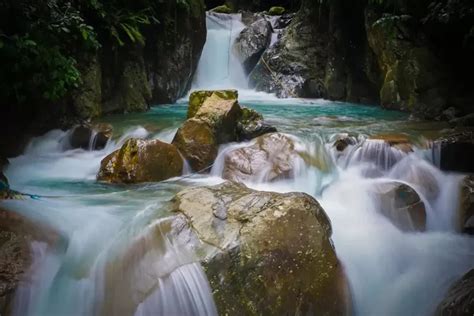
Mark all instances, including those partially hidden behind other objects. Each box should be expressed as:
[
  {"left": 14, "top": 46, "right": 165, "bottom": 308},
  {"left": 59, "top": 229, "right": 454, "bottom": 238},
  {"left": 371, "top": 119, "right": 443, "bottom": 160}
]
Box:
[
  {"left": 223, "top": 133, "right": 298, "bottom": 183},
  {"left": 97, "top": 138, "right": 183, "bottom": 183},
  {"left": 172, "top": 119, "right": 218, "bottom": 172}
]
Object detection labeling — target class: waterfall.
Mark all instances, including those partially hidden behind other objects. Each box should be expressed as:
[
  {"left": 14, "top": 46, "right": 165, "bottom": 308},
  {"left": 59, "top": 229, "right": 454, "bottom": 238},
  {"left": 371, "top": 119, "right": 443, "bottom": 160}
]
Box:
[{"left": 192, "top": 12, "right": 248, "bottom": 90}]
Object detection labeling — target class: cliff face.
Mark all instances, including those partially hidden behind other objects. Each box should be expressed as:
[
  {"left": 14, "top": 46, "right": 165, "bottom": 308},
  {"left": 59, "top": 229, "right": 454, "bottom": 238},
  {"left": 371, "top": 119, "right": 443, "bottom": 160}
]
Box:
[
  {"left": 249, "top": 0, "right": 474, "bottom": 119},
  {"left": 0, "top": 0, "right": 207, "bottom": 157}
]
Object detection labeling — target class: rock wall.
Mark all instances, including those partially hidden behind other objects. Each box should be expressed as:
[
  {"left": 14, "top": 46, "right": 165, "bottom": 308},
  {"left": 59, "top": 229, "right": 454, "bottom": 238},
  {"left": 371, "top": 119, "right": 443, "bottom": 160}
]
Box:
[
  {"left": 248, "top": 0, "right": 474, "bottom": 118},
  {"left": 0, "top": 0, "right": 207, "bottom": 157}
]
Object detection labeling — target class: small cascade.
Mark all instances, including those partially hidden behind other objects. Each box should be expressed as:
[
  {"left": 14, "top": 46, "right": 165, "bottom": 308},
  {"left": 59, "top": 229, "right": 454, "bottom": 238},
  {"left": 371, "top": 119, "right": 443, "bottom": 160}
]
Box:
[
  {"left": 88, "top": 130, "right": 99, "bottom": 151},
  {"left": 341, "top": 139, "right": 409, "bottom": 173},
  {"left": 192, "top": 13, "right": 248, "bottom": 90}
]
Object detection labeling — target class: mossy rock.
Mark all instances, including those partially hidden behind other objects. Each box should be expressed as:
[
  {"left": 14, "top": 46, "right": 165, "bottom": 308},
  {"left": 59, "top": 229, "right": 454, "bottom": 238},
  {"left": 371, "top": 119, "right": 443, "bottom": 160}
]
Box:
[
  {"left": 268, "top": 6, "right": 285, "bottom": 15},
  {"left": 210, "top": 4, "right": 233, "bottom": 14},
  {"left": 188, "top": 90, "right": 239, "bottom": 118},
  {"left": 170, "top": 181, "right": 352, "bottom": 315},
  {"left": 97, "top": 138, "right": 183, "bottom": 184}
]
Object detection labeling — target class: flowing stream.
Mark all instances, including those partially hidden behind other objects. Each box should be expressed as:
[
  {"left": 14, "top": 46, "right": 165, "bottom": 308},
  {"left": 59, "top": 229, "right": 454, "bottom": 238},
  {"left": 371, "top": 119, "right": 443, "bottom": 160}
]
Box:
[{"left": 1, "top": 12, "right": 473, "bottom": 316}]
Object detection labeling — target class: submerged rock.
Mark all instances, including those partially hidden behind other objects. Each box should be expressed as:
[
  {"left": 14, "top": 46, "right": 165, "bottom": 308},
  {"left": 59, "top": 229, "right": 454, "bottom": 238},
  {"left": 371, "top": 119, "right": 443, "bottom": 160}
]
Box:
[
  {"left": 434, "top": 132, "right": 474, "bottom": 173},
  {"left": 371, "top": 181, "right": 426, "bottom": 231},
  {"left": 223, "top": 133, "right": 298, "bottom": 183},
  {"left": 97, "top": 138, "right": 183, "bottom": 184},
  {"left": 170, "top": 181, "right": 352, "bottom": 315},
  {"left": 435, "top": 269, "right": 474, "bottom": 316},
  {"left": 233, "top": 19, "right": 272, "bottom": 74},
  {"left": 459, "top": 175, "right": 474, "bottom": 235},
  {"left": 0, "top": 208, "right": 60, "bottom": 315}
]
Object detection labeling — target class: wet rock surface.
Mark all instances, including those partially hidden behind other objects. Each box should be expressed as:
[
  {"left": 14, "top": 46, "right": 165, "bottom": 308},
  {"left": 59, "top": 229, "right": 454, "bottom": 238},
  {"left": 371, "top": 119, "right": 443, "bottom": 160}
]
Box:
[
  {"left": 0, "top": 208, "right": 60, "bottom": 315},
  {"left": 459, "top": 175, "right": 474, "bottom": 235},
  {"left": 435, "top": 269, "right": 474, "bottom": 316},
  {"left": 435, "top": 132, "right": 474, "bottom": 174},
  {"left": 97, "top": 138, "right": 183, "bottom": 184},
  {"left": 233, "top": 19, "right": 272, "bottom": 74},
  {"left": 223, "top": 133, "right": 298, "bottom": 183},
  {"left": 170, "top": 181, "right": 352, "bottom": 315}
]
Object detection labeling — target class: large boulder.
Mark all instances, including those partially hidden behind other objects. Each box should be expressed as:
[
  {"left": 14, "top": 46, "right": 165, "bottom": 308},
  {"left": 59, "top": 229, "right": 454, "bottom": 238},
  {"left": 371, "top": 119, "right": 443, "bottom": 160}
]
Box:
[
  {"left": 172, "top": 119, "right": 219, "bottom": 172},
  {"left": 233, "top": 19, "right": 273, "bottom": 74},
  {"left": 0, "top": 208, "right": 60, "bottom": 315},
  {"left": 371, "top": 181, "right": 426, "bottom": 231},
  {"left": 222, "top": 133, "right": 299, "bottom": 183},
  {"left": 434, "top": 132, "right": 474, "bottom": 173},
  {"left": 187, "top": 90, "right": 239, "bottom": 119},
  {"left": 435, "top": 269, "right": 474, "bottom": 316},
  {"left": 170, "top": 181, "right": 352, "bottom": 315},
  {"left": 459, "top": 175, "right": 474, "bottom": 234},
  {"left": 97, "top": 138, "right": 183, "bottom": 184},
  {"left": 176, "top": 90, "right": 275, "bottom": 171}
]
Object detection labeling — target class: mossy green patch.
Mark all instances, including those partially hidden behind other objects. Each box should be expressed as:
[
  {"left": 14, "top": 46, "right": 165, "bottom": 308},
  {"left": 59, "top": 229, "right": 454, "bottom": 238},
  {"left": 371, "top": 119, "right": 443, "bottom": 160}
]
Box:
[{"left": 268, "top": 6, "right": 286, "bottom": 15}]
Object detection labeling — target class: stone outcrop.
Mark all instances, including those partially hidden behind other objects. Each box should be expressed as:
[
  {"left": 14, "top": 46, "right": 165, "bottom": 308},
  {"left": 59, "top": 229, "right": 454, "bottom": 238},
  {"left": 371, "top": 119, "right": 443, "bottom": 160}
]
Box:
[
  {"left": 434, "top": 132, "right": 474, "bottom": 174},
  {"left": 365, "top": 11, "right": 450, "bottom": 117},
  {"left": 174, "top": 90, "right": 276, "bottom": 171},
  {"left": 249, "top": 0, "right": 380, "bottom": 103},
  {"left": 459, "top": 175, "right": 474, "bottom": 234},
  {"left": 435, "top": 269, "right": 474, "bottom": 316},
  {"left": 97, "top": 138, "right": 183, "bottom": 184},
  {"left": 233, "top": 19, "right": 272, "bottom": 74},
  {"left": 170, "top": 181, "right": 352, "bottom": 315}
]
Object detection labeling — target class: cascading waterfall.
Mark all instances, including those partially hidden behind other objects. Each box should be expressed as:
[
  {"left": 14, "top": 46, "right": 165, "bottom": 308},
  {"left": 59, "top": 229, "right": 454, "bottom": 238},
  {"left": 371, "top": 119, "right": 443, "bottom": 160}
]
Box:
[
  {"left": 192, "top": 12, "right": 248, "bottom": 90},
  {"left": 209, "top": 132, "right": 474, "bottom": 315},
  {"left": 3, "top": 128, "right": 217, "bottom": 316}
]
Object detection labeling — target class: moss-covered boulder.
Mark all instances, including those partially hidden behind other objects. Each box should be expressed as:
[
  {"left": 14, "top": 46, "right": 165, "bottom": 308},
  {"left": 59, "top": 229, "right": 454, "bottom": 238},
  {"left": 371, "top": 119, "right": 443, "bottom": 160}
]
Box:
[
  {"left": 459, "top": 175, "right": 474, "bottom": 235},
  {"left": 0, "top": 208, "right": 60, "bottom": 315},
  {"left": 170, "top": 181, "right": 352, "bottom": 315},
  {"left": 237, "top": 107, "right": 277, "bottom": 141},
  {"left": 223, "top": 133, "right": 299, "bottom": 183},
  {"left": 210, "top": 4, "right": 233, "bottom": 14},
  {"left": 172, "top": 119, "right": 218, "bottom": 172},
  {"left": 194, "top": 93, "right": 242, "bottom": 144},
  {"left": 435, "top": 269, "right": 474, "bottom": 316},
  {"left": 268, "top": 6, "right": 286, "bottom": 15},
  {"left": 175, "top": 90, "right": 242, "bottom": 171},
  {"left": 371, "top": 181, "right": 426, "bottom": 231},
  {"left": 187, "top": 90, "right": 239, "bottom": 119},
  {"left": 97, "top": 138, "right": 183, "bottom": 184}
]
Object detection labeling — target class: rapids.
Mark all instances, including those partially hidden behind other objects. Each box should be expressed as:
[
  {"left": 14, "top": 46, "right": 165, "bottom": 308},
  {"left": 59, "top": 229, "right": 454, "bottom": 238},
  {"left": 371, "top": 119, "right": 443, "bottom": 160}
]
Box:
[{"left": 1, "top": 12, "right": 473, "bottom": 316}]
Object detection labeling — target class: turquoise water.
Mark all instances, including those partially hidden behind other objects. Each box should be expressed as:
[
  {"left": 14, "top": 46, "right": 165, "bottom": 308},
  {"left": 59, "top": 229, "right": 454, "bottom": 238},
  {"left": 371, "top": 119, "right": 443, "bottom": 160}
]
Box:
[{"left": 100, "top": 98, "right": 449, "bottom": 142}]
